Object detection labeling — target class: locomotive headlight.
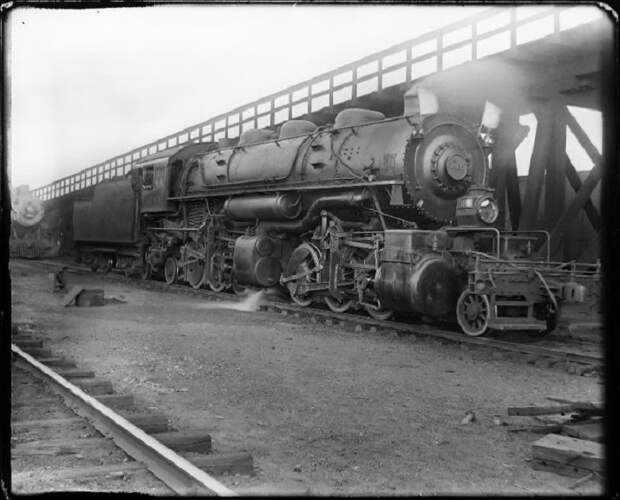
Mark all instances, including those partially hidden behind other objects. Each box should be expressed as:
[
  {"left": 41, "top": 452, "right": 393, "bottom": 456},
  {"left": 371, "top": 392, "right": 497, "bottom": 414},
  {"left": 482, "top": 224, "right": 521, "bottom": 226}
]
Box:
[{"left": 477, "top": 197, "right": 499, "bottom": 224}]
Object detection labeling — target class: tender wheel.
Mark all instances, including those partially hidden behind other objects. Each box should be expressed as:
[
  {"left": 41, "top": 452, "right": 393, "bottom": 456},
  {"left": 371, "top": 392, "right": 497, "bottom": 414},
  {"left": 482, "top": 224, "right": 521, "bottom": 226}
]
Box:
[
  {"left": 285, "top": 243, "right": 321, "bottom": 307},
  {"left": 164, "top": 256, "right": 178, "bottom": 285},
  {"left": 186, "top": 260, "right": 205, "bottom": 289},
  {"left": 140, "top": 262, "right": 153, "bottom": 280},
  {"left": 96, "top": 253, "right": 111, "bottom": 273},
  {"left": 456, "top": 291, "right": 490, "bottom": 336},
  {"left": 324, "top": 295, "right": 354, "bottom": 313},
  {"left": 82, "top": 253, "right": 95, "bottom": 267}
]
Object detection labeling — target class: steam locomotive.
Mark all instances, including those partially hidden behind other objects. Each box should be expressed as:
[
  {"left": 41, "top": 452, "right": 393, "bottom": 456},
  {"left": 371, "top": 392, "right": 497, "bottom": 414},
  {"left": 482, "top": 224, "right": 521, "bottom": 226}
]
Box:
[
  {"left": 72, "top": 86, "right": 596, "bottom": 336},
  {"left": 10, "top": 185, "right": 60, "bottom": 259}
]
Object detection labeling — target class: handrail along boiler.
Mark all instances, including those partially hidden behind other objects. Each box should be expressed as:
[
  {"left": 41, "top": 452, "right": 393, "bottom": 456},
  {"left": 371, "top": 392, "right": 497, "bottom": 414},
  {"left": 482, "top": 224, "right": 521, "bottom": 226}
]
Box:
[{"left": 72, "top": 86, "right": 596, "bottom": 336}]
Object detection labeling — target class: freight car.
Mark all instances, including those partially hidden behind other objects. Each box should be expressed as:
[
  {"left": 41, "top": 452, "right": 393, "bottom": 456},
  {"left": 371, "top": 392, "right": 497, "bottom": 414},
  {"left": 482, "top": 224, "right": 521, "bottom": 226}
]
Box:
[{"left": 73, "top": 86, "right": 597, "bottom": 336}]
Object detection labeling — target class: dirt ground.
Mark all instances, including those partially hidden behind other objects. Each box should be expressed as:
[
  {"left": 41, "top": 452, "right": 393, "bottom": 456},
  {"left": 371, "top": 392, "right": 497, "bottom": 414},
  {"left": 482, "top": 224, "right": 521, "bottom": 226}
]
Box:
[{"left": 9, "top": 260, "right": 604, "bottom": 495}]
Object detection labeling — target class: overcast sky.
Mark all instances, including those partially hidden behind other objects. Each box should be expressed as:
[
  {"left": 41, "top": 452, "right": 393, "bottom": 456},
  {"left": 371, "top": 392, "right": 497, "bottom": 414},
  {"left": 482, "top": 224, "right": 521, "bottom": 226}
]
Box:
[{"left": 7, "top": 4, "right": 601, "bottom": 190}]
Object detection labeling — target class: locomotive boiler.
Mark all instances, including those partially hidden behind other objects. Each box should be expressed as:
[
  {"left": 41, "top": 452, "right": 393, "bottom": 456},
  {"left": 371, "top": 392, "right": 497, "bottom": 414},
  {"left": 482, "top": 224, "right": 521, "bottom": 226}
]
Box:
[{"left": 73, "top": 85, "right": 595, "bottom": 335}]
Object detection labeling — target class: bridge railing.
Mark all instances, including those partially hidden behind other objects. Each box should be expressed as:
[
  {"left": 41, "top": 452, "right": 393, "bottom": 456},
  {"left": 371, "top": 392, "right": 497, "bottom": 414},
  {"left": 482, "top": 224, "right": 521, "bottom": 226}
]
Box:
[{"left": 33, "top": 5, "right": 602, "bottom": 201}]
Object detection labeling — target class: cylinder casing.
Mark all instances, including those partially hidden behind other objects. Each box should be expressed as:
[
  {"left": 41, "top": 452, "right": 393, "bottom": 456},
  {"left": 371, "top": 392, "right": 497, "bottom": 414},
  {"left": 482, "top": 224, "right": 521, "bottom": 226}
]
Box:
[{"left": 376, "top": 230, "right": 460, "bottom": 316}]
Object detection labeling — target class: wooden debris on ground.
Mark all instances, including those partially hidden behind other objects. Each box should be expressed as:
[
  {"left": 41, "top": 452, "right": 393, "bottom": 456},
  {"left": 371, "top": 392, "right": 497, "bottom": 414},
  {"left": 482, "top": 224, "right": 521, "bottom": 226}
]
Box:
[
  {"left": 62, "top": 286, "right": 84, "bottom": 307},
  {"left": 506, "top": 398, "right": 605, "bottom": 482},
  {"left": 76, "top": 289, "right": 105, "bottom": 307},
  {"left": 62, "top": 287, "right": 105, "bottom": 307},
  {"left": 531, "top": 433, "right": 603, "bottom": 476}
]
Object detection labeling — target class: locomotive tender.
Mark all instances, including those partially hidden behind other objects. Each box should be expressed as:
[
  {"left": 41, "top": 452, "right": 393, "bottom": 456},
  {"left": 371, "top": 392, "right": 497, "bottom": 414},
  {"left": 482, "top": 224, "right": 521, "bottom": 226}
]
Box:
[{"left": 73, "top": 86, "right": 596, "bottom": 336}]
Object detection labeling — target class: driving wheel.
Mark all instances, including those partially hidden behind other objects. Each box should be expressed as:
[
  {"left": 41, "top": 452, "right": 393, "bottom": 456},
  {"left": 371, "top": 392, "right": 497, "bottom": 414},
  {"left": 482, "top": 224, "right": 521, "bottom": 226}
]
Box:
[
  {"left": 164, "top": 256, "right": 178, "bottom": 285},
  {"left": 285, "top": 243, "right": 321, "bottom": 307},
  {"left": 324, "top": 295, "right": 354, "bottom": 313},
  {"left": 186, "top": 259, "right": 205, "bottom": 289},
  {"left": 206, "top": 253, "right": 226, "bottom": 292}
]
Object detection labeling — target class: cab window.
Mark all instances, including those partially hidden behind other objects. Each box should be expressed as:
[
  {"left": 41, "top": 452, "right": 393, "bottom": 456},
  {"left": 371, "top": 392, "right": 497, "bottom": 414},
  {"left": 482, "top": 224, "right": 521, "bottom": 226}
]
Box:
[{"left": 143, "top": 166, "right": 154, "bottom": 190}]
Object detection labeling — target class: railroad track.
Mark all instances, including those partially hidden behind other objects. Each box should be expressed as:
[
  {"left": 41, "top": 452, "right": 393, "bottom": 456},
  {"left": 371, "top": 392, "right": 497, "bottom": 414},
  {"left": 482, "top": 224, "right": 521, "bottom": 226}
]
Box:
[
  {"left": 19, "top": 259, "right": 603, "bottom": 375},
  {"left": 11, "top": 323, "right": 241, "bottom": 496}
]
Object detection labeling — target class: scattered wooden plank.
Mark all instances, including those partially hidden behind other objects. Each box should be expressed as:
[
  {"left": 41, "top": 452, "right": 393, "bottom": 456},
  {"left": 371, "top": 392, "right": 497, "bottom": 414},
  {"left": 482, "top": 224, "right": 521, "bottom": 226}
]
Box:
[
  {"left": 534, "top": 414, "right": 579, "bottom": 425},
  {"left": 94, "top": 394, "right": 135, "bottom": 409},
  {"left": 531, "top": 458, "right": 594, "bottom": 478},
  {"left": 507, "top": 423, "right": 563, "bottom": 434},
  {"left": 568, "top": 472, "right": 596, "bottom": 489},
  {"left": 508, "top": 404, "right": 603, "bottom": 417},
  {"left": 562, "top": 421, "right": 604, "bottom": 443},
  {"left": 62, "top": 286, "right": 84, "bottom": 307},
  {"left": 508, "top": 405, "right": 577, "bottom": 416},
  {"left": 152, "top": 431, "right": 212, "bottom": 454},
  {"left": 532, "top": 434, "right": 603, "bottom": 473},
  {"left": 72, "top": 378, "right": 114, "bottom": 395},
  {"left": 546, "top": 397, "right": 604, "bottom": 409}
]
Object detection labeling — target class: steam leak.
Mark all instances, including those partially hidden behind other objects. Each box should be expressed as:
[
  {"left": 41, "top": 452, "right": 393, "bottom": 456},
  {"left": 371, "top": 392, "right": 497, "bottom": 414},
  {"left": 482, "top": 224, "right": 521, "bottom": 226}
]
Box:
[{"left": 197, "top": 289, "right": 267, "bottom": 312}]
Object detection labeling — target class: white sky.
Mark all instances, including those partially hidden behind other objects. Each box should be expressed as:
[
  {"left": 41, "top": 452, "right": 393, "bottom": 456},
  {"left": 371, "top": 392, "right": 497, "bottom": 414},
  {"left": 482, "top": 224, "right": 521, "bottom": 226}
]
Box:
[{"left": 7, "top": 5, "right": 601, "bottom": 190}]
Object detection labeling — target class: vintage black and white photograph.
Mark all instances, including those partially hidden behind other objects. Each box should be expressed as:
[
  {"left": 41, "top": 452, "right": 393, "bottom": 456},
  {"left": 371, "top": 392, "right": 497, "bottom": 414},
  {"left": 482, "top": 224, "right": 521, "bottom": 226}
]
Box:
[{"left": 3, "top": 2, "right": 615, "bottom": 496}]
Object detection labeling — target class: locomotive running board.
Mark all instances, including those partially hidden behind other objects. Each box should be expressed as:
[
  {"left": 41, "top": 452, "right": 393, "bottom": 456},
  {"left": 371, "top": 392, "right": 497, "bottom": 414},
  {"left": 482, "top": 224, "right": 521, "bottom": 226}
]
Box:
[{"left": 168, "top": 179, "right": 404, "bottom": 201}]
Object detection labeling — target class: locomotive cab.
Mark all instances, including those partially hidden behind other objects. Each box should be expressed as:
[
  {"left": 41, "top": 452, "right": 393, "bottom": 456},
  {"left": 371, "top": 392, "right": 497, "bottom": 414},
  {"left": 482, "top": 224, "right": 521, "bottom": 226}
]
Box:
[{"left": 135, "top": 153, "right": 172, "bottom": 213}]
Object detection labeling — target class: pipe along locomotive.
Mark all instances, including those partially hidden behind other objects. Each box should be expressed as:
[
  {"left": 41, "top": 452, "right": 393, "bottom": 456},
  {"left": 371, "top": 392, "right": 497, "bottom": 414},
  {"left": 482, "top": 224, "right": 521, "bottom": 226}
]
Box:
[{"left": 73, "top": 86, "right": 597, "bottom": 336}]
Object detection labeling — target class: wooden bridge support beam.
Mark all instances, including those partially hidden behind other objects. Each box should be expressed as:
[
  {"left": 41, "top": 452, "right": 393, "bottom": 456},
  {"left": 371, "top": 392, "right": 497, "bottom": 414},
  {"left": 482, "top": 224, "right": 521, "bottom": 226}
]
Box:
[
  {"left": 520, "top": 101, "right": 555, "bottom": 230},
  {"left": 564, "top": 155, "right": 601, "bottom": 232},
  {"left": 544, "top": 108, "right": 567, "bottom": 231},
  {"left": 519, "top": 100, "right": 601, "bottom": 261},
  {"left": 491, "top": 113, "right": 523, "bottom": 230},
  {"left": 548, "top": 106, "right": 601, "bottom": 260}
]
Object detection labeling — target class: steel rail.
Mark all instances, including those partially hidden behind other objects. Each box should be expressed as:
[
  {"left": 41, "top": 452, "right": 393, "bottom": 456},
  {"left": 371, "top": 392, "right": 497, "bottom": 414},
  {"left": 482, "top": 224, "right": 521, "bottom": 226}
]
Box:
[
  {"left": 11, "top": 344, "right": 236, "bottom": 497},
  {"left": 20, "top": 259, "right": 602, "bottom": 367}
]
